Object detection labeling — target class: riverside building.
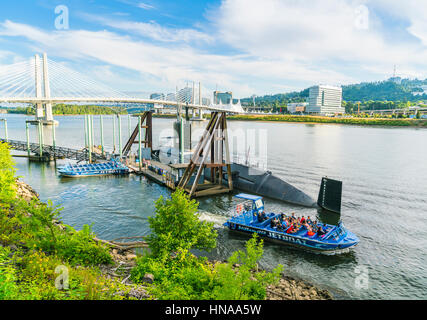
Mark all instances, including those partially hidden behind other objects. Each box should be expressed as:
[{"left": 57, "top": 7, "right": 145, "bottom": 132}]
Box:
[
  {"left": 306, "top": 85, "right": 344, "bottom": 115},
  {"left": 287, "top": 102, "right": 308, "bottom": 114}
]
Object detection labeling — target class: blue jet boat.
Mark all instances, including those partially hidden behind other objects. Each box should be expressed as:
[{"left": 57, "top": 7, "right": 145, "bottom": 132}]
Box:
[
  {"left": 58, "top": 160, "right": 129, "bottom": 178},
  {"left": 224, "top": 194, "right": 359, "bottom": 253}
]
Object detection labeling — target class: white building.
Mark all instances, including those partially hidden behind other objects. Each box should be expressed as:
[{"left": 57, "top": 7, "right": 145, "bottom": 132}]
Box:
[{"left": 306, "top": 85, "right": 344, "bottom": 115}]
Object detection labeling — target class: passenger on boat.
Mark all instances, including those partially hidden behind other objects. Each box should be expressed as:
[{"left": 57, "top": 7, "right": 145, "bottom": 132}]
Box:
[
  {"left": 258, "top": 211, "right": 267, "bottom": 223},
  {"left": 300, "top": 216, "right": 306, "bottom": 224},
  {"left": 270, "top": 218, "right": 277, "bottom": 228},
  {"left": 307, "top": 227, "right": 316, "bottom": 237},
  {"left": 282, "top": 218, "right": 289, "bottom": 229},
  {"left": 276, "top": 219, "right": 284, "bottom": 231},
  {"left": 301, "top": 221, "right": 310, "bottom": 230},
  {"left": 290, "top": 223, "right": 300, "bottom": 234},
  {"left": 317, "top": 225, "right": 326, "bottom": 237}
]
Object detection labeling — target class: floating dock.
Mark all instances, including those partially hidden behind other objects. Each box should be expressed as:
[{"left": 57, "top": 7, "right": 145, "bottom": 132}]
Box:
[
  {"left": 124, "top": 111, "right": 234, "bottom": 198},
  {"left": 128, "top": 160, "right": 232, "bottom": 197}
]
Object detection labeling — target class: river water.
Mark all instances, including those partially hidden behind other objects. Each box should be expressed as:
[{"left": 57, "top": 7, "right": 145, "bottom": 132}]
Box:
[{"left": 2, "top": 113, "right": 427, "bottom": 300}]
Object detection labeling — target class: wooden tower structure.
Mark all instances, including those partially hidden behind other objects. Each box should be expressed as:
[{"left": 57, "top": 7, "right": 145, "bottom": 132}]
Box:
[
  {"left": 177, "top": 112, "right": 233, "bottom": 197},
  {"left": 122, "top": 111, "right": 152, "bottom": 157}
]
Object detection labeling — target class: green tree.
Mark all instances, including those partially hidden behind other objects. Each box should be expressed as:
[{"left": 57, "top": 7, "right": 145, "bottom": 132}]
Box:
[{"left": 146, "top": 189, "right": 217, "bottom": 259}]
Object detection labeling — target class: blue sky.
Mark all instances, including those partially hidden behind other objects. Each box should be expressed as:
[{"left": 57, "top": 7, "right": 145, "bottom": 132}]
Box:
[{"left": 1, "top": 0, "right": 427, "bottom": 98}]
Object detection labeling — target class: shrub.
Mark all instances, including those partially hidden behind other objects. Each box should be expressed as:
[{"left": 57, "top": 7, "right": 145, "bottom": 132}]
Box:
[
  {"left": 211, "top": 234, "right": 283, "bottom": 300},
  {"left": 11, "top": 249, "right": 123, "bottom": 300},
  {"left": 13, "top": 198, "right": 111, "bottom": 266},
  {"left": 131, "top": 234, "right": 283, "bottom": 300},
  {"left": 0, "top": 142, "right": 16, "bottom": 204},
  {"left": 146, "top": 189, "right": 217, "bottom": 259},
  {"left": 0, "top": 246, "right": 19, "bottom": 299},
  {"left": 132, "top": 252, "right": 215, "bottom": 300},
  {"left": 54, "top": 224, "right": 112, "bottom": 266}
]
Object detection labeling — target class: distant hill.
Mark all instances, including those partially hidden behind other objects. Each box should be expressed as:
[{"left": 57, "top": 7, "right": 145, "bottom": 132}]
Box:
[
  {"left": 342, "top": 78, "right": 427, "bottom": 102},
  {"left": 240, "top": 88, "right": 309, "bottom": 108},
  {"left": 242, "top": 78, "right": 427, "bottom": 110}
]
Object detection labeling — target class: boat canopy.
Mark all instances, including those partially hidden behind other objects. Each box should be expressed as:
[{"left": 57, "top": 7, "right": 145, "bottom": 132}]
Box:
[{"left": 234, "top": 193, "right": 263, "bottom": 202}]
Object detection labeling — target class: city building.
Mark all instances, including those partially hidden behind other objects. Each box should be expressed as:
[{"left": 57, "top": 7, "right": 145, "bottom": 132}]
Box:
[
  {"left": 202, "top": 97, "right": 210, "bottom": 106},
  {"left": 287, "top": 102, "right": 308, "bottom": 114},
  {"left": 150, "top": 93, "right": 165, "bottom": 100},
  {"left": 166, "top": 93, "right": 176, "bottom": 101},
  {"left": 214, "top": 91, "right": 232, "bottom": 104},
  {"left": 306, "top": 85, "right": 344, "bottom": 115}
]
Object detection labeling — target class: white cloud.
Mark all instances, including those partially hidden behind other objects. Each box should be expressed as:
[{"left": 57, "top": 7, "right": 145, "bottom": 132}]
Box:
[
  {"left": 137, "top": 2, "right": 155, "bottom": 10},
  {"left": 1, "top": 0, "right": 427, "bottom": 98},
  {"left": 117, "top": 0, "right": 155, "bottom": 11},
  {"left": 0, "top": 19, "right": 352, "bottom": 96},
  {"left": 211, "top": 0, "right": 427, "bottom": 79},
  {"left": 81, "top": 13, "right": 213, "bottom": 43},
  {"left": 370, "top": 0, "right": 427, "bottom": 46}
]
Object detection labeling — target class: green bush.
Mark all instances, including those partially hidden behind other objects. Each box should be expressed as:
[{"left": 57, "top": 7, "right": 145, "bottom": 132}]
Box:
[
  {"left": 212, "top": 234, "right": 283, "bottom": 300},
  {"left": 132, "top": 229, "right": 283, "bottom": 299},
  {"left": 6, "top": 248, "right": 125, "bottom": 300},
  {"left": 0, "top": 142, "right": 17, "bottom": 204},
  {"left": 54, "top": 225, "right": 112, "bottom": 266},
  {"left": 132, "top": 253, "right": 215, "bottom": 300},
  {"left": 14, "top": 199, "right": 111, "bottom": 266},
  {"left": 0, "top": 246, "right": 19, "bottom": 299},
  {"left": 146, "top": 188, "right": 217, "bottom": 259}
]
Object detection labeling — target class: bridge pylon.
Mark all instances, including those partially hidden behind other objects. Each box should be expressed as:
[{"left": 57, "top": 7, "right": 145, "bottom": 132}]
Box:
[{"left": 34, "top": 53, "right": 57, "bottom": 125}]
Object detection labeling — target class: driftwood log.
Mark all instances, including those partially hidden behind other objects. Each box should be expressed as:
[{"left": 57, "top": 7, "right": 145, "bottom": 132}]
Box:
[{"left": 94, "top": 236, "right": 148, "bottom": 250}]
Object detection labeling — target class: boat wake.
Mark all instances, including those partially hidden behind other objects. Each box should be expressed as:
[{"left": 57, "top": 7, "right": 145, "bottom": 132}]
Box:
[{"left": 198, "top": 210, "right": 229, "bottom": 228}]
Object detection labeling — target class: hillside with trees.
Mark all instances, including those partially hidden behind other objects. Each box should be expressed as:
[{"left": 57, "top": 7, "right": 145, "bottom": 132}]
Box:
[
  {"left": 241, "top": 78, "right": 427, "bottom": 113},
  {"left": 341, "top": 79, "right": 427, "bottom": 102}
]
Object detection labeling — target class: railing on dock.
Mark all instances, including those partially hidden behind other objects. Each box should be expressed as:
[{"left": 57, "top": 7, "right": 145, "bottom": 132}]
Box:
[{"left": 1, "top": 138, "right": 109, "bottom": 162}]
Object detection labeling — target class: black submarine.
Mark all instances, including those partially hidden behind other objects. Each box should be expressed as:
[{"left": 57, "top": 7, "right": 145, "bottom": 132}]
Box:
[
  {"left": 204, "top": 162, "right": 343, "bottom": 214},
  {"left": 155, "top": 146, "right": 342, "bottom": 214}
]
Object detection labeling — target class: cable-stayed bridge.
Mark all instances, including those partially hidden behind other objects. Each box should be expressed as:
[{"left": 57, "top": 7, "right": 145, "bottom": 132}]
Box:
[{"left": 0, "top": 53, "right": 244, "bottom": 124}]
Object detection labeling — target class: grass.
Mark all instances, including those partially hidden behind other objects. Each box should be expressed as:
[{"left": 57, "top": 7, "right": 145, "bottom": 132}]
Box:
[{"left": 226, "top": 114, "right": 427, "bottom": 127}]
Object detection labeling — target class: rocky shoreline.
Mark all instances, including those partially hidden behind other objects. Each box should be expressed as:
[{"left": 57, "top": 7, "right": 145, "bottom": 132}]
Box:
[
  {"left": 15, "top": 179, "right": 333, "bottom": 300},
  {"left": 266, "top": 275, "right": 332, "bottom": 300},
  {"left": 15, "top": 179, "right": 40, "bottom": 202}
]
